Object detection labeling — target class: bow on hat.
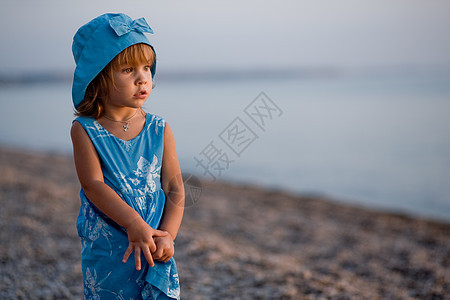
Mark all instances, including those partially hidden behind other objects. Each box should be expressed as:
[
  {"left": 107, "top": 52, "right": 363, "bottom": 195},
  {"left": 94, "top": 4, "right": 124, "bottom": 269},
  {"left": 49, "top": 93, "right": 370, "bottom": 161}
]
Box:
[{"left": 109, "top": 16, "right": 154, "bottom": 36}]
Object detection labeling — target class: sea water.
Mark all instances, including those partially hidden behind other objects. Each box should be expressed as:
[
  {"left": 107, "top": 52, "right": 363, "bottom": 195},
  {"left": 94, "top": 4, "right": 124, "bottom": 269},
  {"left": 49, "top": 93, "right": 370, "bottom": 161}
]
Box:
[{"left": 1, "top": 70, "right": 449, "bottom": 222}]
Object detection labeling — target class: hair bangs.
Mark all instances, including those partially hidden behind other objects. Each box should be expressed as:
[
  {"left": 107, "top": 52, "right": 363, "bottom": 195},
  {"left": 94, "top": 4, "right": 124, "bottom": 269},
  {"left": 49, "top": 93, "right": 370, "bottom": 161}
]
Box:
[{"left": 112, "top": 43, "right": 155, "bottom": 70}]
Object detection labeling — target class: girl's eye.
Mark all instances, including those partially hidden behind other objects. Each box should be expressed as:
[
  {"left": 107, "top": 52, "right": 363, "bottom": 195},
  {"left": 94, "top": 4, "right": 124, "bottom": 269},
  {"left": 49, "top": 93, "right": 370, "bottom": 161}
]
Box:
[
  {"left": 123, "top": 67, "right": 133, "bottom": 73},
  {"left": 144, "top": 65, "right": 151, "bottom": 71}
]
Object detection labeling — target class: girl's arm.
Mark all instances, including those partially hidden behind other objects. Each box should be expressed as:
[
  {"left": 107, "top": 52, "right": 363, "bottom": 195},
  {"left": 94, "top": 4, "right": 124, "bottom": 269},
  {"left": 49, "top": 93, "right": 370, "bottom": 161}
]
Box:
[
  {"left": 71, "top": 121, "right": 167, "bottom": 270},
  {"left": 160, "top": 123, "right": 185, "bottom": 238},
  {"left": 152, "top": 122, "right": 185, "bottom": 262}
]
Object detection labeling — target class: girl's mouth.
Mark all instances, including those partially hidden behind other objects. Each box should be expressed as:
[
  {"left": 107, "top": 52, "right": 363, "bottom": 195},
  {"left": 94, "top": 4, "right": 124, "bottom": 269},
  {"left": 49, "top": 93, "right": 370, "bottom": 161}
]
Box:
[{"left": 134, "top": 90, "right": 148, "bottom": 98}]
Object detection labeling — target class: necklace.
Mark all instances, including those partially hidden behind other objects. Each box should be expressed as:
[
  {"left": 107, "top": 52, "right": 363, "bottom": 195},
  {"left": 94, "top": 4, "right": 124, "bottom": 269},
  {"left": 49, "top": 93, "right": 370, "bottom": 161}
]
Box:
[{"left": 103, "top": 109, "right": 140, "bottom": 132}]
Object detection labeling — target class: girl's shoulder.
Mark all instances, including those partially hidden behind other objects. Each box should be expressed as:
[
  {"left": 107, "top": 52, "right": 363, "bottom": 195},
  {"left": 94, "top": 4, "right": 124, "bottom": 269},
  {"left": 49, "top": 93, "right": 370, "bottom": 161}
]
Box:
[
  {"left": 146, "top": 112, "right": 165, "bottom": 124},
  {"left": 72, "top": 116, "right": 104, "bottom": 136},
  {"left": 146, "top": 112, "right": 166, "bottom": 126},
  {"left": 72, "top": 115, "right": 95, "bottom": 126},
  {"left": 145, "top": 113, "right": 166, "bottom": 136}
]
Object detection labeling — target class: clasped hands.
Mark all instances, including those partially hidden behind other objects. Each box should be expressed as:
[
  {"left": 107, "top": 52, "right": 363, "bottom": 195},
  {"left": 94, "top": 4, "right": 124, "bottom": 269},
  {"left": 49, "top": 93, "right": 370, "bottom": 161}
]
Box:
[{"left": 122, "top": 217, "right": 174, "bottom": 270}]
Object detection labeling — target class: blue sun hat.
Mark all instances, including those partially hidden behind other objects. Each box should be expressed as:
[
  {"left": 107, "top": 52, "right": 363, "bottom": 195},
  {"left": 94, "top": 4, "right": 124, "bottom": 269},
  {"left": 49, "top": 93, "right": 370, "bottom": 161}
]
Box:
[{"left": 72, "top": 13, "right": 156, "bottom": 108}]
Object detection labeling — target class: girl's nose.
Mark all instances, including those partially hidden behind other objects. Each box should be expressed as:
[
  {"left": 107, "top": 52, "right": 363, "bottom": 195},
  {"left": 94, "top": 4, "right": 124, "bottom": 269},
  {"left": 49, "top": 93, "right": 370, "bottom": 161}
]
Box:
[
  {"left": 135, "top": 71, "right": 148, "bottom": 85},
  {"left": 136, "top": 77, "right": 147, "bottom": 85}
]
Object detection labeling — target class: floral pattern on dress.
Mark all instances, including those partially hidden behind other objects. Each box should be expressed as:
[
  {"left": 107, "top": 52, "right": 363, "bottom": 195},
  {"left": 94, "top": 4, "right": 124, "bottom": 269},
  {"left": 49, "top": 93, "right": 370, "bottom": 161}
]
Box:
[
  {"left": 84, "top": 268, "right": 126, "bottom": 300},
  {"left": 149, "top": 114, "right": 165, "bottom": 136},
  {"left": 115, "top": 155, "right": 161, "bottom": 197},
  {"left": 118, "top": 139, "right": 134, "bottom": 152},
  {"left": 86, "top": 121, "right": 114, "bottom": 140},
  {"left": 80, "top": 202, "right": 114, "bottom": 255}
]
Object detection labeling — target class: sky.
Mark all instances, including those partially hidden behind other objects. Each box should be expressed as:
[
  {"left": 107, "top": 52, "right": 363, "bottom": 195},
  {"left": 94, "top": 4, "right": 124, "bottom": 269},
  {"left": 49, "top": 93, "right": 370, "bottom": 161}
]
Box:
[{"left": 1, "top": 0, "right": 450, "bottom": 74}]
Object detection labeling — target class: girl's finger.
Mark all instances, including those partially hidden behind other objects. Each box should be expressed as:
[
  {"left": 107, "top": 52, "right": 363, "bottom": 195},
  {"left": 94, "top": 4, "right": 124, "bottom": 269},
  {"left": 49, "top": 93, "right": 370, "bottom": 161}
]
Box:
[
  {"left": 159, "top": 254, "right": 168, "bottom": 263},
  {"left": 134, "top": 247, "right": 141, "bottom": 270},
  {"left": 122, "top": 245, "right": 134, "bottom": 263},
  {"left": 148, "top": 239, "right": 158, "bottom": 254},
  {"left": 143, "top": 247, "right": 154, "bottom": 267},
  {"left": 152, "top": 247, "right": 163, "bottom": 261},
  {"left": 153, "top": 229, "right": 168, "bottom": 238}
]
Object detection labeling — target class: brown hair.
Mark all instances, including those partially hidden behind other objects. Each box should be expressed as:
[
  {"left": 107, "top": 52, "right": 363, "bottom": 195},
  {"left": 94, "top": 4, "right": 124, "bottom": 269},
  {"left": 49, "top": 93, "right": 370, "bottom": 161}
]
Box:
[{"left": 75, "top": 43, "right": 155, "bottom": 119}]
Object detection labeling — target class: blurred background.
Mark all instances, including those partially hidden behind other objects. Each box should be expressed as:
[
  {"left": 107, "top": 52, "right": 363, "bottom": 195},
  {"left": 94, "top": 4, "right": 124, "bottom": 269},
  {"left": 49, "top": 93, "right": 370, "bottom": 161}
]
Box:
[{"left": 1, "top": 0, "right": 449, "bottom": 221}]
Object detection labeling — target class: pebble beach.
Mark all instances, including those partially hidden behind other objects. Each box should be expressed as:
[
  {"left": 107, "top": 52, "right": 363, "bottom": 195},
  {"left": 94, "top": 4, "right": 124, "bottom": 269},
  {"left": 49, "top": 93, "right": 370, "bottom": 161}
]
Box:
[{"left": 0, "top": 146, "right": 449, "bottom": 299}]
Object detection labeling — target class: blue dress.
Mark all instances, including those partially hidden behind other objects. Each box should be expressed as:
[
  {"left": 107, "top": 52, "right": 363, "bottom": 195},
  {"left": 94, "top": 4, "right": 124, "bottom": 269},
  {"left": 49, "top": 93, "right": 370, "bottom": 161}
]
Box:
[{"left": 75, "top": 113, "right": 180, "bottom": 300}]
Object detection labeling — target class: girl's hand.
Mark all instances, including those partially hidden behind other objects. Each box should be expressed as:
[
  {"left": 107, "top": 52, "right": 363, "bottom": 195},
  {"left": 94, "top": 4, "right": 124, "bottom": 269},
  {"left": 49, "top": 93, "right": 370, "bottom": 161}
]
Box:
[
  {"left": 122, "top": 217, "right": 168, "bottom": 270},
  {"left": 152, "top": 233, "right": 175, "bottom": 263}
]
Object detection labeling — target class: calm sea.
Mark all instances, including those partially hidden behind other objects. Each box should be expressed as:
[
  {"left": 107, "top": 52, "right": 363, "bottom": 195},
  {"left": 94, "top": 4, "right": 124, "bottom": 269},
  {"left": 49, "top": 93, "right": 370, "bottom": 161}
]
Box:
[{"left": 1, "top": 69, "right": 449, "bottom": 222}]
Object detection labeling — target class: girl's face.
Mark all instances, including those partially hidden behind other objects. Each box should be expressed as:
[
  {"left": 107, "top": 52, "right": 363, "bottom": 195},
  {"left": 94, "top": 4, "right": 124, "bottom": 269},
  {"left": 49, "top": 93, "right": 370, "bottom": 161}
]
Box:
[{"left": 106, "top": 62, "right": 153, "bottom": 109}]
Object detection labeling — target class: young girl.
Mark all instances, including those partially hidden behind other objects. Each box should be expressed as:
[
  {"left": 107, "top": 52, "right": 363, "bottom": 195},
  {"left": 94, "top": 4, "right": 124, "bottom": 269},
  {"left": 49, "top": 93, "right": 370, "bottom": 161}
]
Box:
[{"left": 70, "top": 13, "right": 184, "bottom": 299}]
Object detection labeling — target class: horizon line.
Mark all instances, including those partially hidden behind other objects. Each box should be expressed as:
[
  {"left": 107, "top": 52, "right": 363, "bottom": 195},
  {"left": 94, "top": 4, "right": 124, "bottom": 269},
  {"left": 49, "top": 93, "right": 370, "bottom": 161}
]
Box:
[{"left": 1, "top": 65, "right": 450, "bottom": 85}]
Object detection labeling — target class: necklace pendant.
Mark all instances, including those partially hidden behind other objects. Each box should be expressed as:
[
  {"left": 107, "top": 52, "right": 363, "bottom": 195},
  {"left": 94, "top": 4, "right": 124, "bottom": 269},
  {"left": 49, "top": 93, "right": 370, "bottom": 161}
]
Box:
[{"left": 123, "top": 123, "right": 129, "bottom": 132}]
